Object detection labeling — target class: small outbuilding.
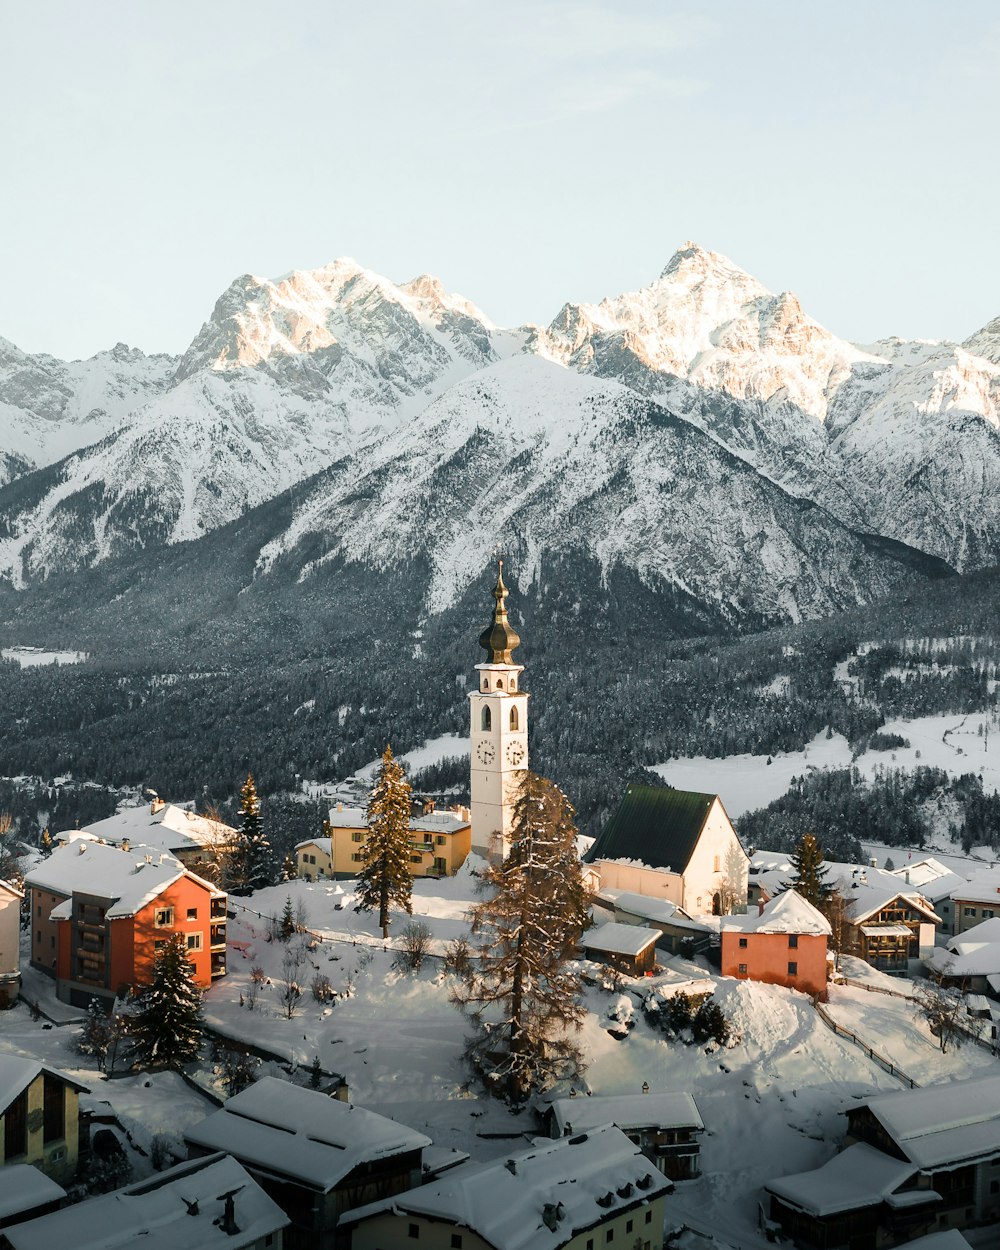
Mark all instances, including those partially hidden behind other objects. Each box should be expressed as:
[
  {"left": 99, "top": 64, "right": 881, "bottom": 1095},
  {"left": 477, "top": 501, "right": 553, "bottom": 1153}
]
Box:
[{"left": 580, "top": 923, "right": 659, "bottom": 976}]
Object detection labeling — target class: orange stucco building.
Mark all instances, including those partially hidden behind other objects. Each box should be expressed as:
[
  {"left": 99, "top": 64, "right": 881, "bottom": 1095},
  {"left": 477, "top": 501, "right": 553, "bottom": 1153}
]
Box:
[
  {"left": 720, "top": 889, "right": 831, "bottom": 1001},
  {"left": 26, "top": 840, "right": 227, "bottom": 1008}
]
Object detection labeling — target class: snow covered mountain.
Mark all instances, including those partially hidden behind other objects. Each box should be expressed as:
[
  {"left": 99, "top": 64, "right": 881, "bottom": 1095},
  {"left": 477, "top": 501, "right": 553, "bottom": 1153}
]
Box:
[
  {"left": 0, "top": 244, "right": 996, "bottom": 619},
  {"left": 254, "top": 356, "right": 948, "bottom": 625}
]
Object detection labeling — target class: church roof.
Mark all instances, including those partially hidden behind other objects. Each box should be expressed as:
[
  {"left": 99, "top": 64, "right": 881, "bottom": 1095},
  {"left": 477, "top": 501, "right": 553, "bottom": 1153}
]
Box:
[{"left": 585, "top": 784, "right": 719, "bottom": 873}]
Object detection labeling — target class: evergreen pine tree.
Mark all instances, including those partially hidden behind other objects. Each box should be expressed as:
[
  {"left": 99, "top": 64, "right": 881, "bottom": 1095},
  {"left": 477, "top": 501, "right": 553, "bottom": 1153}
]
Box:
[
  {"left": 78, "top": 997, "right": 113, "bottom": 1071},
  {"left": 129, "top": 934, "right": 204, "bottom": 1069},
  {"left": 356, "top": 745, "right": 413, "bottom": 939},
  {"left": 279, "top": 895, "right": 296, "bottom": 940},
  {"left": 280, "top": 852, "right": 297, "bottom": 882},
  {"left": 787, "top": 832, "right": 833, "bottom": 907},
  {"left": 228, "top": 773, "right": 272, "bottom": 895},
  {"left": 452, "top": 771, "right": 592, "bottom": 1104}
]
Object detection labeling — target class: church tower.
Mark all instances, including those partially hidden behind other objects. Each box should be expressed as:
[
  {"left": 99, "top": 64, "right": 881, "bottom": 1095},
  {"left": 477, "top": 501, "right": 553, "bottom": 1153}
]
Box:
[{"left": 469, "top": 563, "right": 528, "bottom": 860}]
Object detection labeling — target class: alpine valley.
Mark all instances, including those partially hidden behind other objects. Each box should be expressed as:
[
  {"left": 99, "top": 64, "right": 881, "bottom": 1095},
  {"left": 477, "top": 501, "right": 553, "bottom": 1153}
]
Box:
[{"left": 1, "top": 242, "right": 999, "bottom": 838}]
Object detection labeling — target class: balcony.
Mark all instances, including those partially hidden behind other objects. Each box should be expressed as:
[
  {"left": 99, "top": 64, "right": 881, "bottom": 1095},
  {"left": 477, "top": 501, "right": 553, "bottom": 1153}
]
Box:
[
  {"left": 210, "top": 898, "right": 227, "bottom": 919},
  {"left": 210, "top": 924, "right": 227, "bottom": 950},
  {"left": 210, "top": 953, "right": 227, "bottom": 979},
  {"left": 74, "top": 948, "right": 105, "bottom": 964}
]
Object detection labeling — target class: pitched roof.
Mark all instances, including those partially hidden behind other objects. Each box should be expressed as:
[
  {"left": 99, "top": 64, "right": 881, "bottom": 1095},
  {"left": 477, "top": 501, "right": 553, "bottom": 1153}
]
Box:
[
  {"left": 826, "top": 864, "right": 940, "bottom": 925},
  {"left": 184, "top": 1077, "right": 430, "bottom": 1193},
  {"left": 765, "top": 1141, "right": 929, "bottom": 1218},
  {"left": 340, "top": 1124, "right": 671, "bottom": 1250},
  {"left": 585, "top": 785, "right": 721, "bottom": 873},
  {"left": 854, "top": 1072, "right": 1000, "bottom": 1169},
  {"left": 949, "top": 870, "right": 1000, "bottom": 905},
  {"left": 0, "top": 1056, "right": 89, "bottom": 1115},
  {"left": 3, "top": 1153, "right": 286, "bottom": 1250},
  {"left": 325, "top": 806, "right": 470, "bottom": 834},
  {"left": 0, "top": 1164, "right": 66, "bottom": 1222},
  {"left": 78, "top": 802, "right": 236, "bottom": 856},
  {"left": 547, "top": 1092, "right": 703, "bottom": 1137},
  {"left": 581, "top": 922, "right": 660, "bottom": 957},
  {"left": 721, "top": 889, "right": 831, "bottom": 937},
  {"left": 25, "top": 841, "right": 220, "bottom": 919}
]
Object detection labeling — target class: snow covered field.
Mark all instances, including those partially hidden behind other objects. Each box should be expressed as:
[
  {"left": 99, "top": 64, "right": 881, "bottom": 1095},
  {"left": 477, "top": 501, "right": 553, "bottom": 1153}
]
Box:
[
  {"left": 1, "top": 646, "right": 87, "bottom": 667},
  {"left": 656, "top": 711, "right": 1000, "bottom": 820},
  {"left": 355, "top": 732, "right": 469, "bottom": 781}
]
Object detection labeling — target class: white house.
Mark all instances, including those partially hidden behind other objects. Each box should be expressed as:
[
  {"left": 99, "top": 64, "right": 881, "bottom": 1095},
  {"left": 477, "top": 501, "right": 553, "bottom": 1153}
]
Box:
[
  {"left": 0, "top": 878, "right": 22, "bottom": 1007},
  {"left": 584, "top": 784, "right": 749, "bottom": 916}
]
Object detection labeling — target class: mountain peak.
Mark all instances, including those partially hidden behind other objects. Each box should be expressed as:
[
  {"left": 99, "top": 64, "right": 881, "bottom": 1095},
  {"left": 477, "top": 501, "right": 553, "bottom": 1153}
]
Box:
[{"left": 658, "top": 241, "right": 754, "bottom": 287}]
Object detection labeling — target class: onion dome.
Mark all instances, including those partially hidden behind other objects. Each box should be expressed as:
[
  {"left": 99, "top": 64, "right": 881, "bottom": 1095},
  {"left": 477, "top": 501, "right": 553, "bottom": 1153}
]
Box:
[{"left": 478, "top": 561, "right": 521, "bottom": 663}]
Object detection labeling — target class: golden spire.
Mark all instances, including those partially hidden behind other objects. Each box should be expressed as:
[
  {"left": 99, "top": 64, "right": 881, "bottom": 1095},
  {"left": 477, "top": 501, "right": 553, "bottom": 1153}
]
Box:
[{"left": 478, "top": 560, "right": 521, "bottom": 663}]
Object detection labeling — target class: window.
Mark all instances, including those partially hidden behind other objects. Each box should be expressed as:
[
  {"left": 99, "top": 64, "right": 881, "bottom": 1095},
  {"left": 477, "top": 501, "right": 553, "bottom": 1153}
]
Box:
[
  {"left": 481, "top": 705, "right": 491, "bottom": 731},
  {"left": 436, "top": 835, "right": 447, "bottom": 846},
  {"left": 4, "top": 1091, "right": 27, "bottom": 1157},
  {"left": 788, "top": 961, "right": 798, "bottom": 976},
  {"left": 965, "top": 907, "right": 977, "bottom": 917},
  {"left": 352, "top": 832, "right": 364, "bottom": 843},
  {"left": 154, "top": 907, "right": 174, "bottom": 928},
  {"left": 738, "top": 963, "right": 747, "bottom": 974},
  {"left": 496, "top": 679, "right": 503, "bottom": 690},
  {"left": 451, "top": 1236, "right": 463, "bottom": 1249},
  {"left": 154, "top": 939, "right": 167, "bottom": 951},
  {"left": 788, "top": 934, "right": 799, "bottom": 949},
  {"left": 43, "top": 1077, "right": 65, "bottom": 1144},
  {"left": 510, "top": 706, "right": 519, "bottom": 731},
  {"left": 626, "top": 1219, "right": 634, "bottom": 1233},
  {"left": 606, "top": 1230, "right": 614, "bottom": 1244},
  {"left": 187, "top": 933, "right": 203, "bottom": 951},
  {"left": 587, "top": 1241, "right": 594, "bottom": 1250},
  {"left": 352, "top": 853, "right": 363, "bottom": 863},
  {"left": 410, "top": 854, "right": 423, "bottom": 864},
  {"left": 645, "top": 1210, "right": 653, "bottom": 1224},
  {"left": 713, "top": 855, "right": 720, "bottom": 872},
  {"left": 187, "top": 907, "right": 198, "bottom": 921},
  {"left": 738, "top": 937, "right": 747, "bottom": 948},
  {"left": 408, "top": 1224, "right": 420, "bottom": 1239}
]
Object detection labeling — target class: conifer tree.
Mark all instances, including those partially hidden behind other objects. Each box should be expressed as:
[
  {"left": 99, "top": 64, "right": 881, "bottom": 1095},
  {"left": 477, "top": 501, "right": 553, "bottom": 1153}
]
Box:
[
  {"left": 279, "top": 895, "right": 296, "bottom": 940},
  {"left": 280, "top": 852, "right": 297, "bottom": 882},
  {"left": 129, "top": 934, "right": 204, "bottom": 1069},
  {"left": 787, "top": 832, "right": 832, "bottom": 907},
  {"left": 452, "top": 771, "right": 592, "bottom": 1104},
  {"left": 357, "top": 745, "right": 413, "bottom": 938},
  {"left": 227, "top": 773, "right": 272, "bottom": 895}
]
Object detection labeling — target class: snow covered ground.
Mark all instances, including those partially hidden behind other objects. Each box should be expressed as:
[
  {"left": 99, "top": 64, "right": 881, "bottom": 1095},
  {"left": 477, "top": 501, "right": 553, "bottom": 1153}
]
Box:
[
  {"left": 196, "top": 871, "right": 995, "bottom": 1249},
  {"left": 355, "top": 732, "right": 469, "bottom": 781},
  {"left": 656, "top": 711, "right": 1000, "bottom": 820},
  {"left": 1, "top": 646, "right": 87, "bottom": 667}
]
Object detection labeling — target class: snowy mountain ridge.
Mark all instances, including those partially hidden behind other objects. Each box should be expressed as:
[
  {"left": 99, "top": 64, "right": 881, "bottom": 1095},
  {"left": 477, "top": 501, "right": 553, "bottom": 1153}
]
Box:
[{"left": 0, "top": 242, "right": 997, "bottom": 621}]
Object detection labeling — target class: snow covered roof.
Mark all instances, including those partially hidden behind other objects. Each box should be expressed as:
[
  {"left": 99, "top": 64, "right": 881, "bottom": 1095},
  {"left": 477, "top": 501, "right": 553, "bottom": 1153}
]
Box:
[
  {"left": 2, "top": 1152, "right": 287, "bottom": 1250},
  {"left": 859, "top": 923, "right": 913, "bottom": 938},
  {"left": 765, "top": 1142, "right": 931, "bottom": 1217},
  {"left": 24, "top": 841, "right": 216, "bottom": 919},
  {"left": 0, "top": 1164, "right": 65, "bottom": 1221},
  {"left": 950, "top": 870, "right": 1000, "bottom": 905},
  {"left": 547, "top": 1092, "right": 703, "bottom": 1137},
  {"left": 721, "top": 889, "right": 831, "bottom": 936},
  {"left": 855, "top": 1072, "right": 1000, "bottom": 1169},
  {"left": 582, "top": 922, "right": 660, "bottom": 957},
  {"left": 749, "top": 849, "right": 794, "bottom": 873},
  {"left": 927, "top": 935, "right": 1000, "bottom": 977},
  {"left": 889, "top": 858, "right": 967, "bottom": 902},
  {"left": 951, "top": 916, "right": 1000, "bottom": 944},
  {"left": 340, "top": 1123, "right": 671, "bottom": 1250},
  {"left": 595, "top": 890, "right": 710, "bottom": 933},
  {"left": 0, "top": 1056, "right": 88, "bottom": 1115},
  {"left": 0, "top": 877, "right": 23, "bottom": 899},
  {"left": 184, "top": 1077, "right": 431, "bottom": 1193},
  {"left": 888, "top": 1233, "right": 972, "bottom": 1250},
  {"left": 295, "top": 837, "right": 333, "bottom": 855},
  {"left": 826, "top": 863, "right": 940, "bottom": 925},
  {"left": 80, "top": 801, "right": 236, "bottom": 855},
  {"left": 325, "top": 805, "right": 470, "bottom": 834}
]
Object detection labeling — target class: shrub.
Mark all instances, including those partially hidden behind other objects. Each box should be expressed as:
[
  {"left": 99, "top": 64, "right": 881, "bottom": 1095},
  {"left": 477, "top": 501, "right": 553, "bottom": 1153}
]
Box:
[{"left": 396, "top": 921, "right": 433, "bottom": 972}]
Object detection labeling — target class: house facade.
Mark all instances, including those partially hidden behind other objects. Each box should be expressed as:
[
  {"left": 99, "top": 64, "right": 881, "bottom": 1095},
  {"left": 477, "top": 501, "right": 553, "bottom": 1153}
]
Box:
[
  {"left": 585, "top": 785, "right": 749, "bottom": 917},
  {"left": 950, "top": 871, "right": 1000, "bottom": 936},
  {"left": 25, "top": 841, "right": 227, "bottom": 1006},
  {"left": 0, "top": 880, "right": 22, "bottom": 1007},
  {"left": 297, "top": 804, "right": 472, "bottom": 882},
  {"left": 340, "top": 1124, "right": 672, "bottom": 1250},
  {"left": 721, "top": 890, "right": 831, "bottom": 1001},
  {"left": 828, "top": 865, "right": 940, "bottom": 973},
  {"left": 0, "top": 1057, "right": 87, "bottom": 1185}
]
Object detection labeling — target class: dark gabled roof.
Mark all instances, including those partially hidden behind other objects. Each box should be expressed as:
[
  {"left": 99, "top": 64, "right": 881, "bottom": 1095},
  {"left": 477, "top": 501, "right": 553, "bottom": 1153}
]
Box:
[{"left": 585, "top": 785, "right": 718, "bottom": 872}]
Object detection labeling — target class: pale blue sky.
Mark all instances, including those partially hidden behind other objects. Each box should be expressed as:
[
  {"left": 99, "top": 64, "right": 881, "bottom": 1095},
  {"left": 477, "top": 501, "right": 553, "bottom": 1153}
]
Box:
[{"left": 1, "top": 1, "right": 997, "bottom": 359}]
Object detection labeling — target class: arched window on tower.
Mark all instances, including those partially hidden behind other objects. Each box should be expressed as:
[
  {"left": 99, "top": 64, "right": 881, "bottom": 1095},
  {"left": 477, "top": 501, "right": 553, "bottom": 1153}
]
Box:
[
  {"left": 496, "top": 678, "right": 503, "bottom": 690},
  {"left": 482, "top": 678, "right": 488, "bottom": 691},
  {"left": 509, "top": 706, "right": 519, "bottom": 731},
  {"left": 481, "top": 705, "right": 492, "bottom": 732}
]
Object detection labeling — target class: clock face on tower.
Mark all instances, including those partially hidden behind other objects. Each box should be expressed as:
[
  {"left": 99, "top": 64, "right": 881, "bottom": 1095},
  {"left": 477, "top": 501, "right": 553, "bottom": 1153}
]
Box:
[
  {"left": 505, "top": 740, "right": 526, "bottom": 766},
  {"left": 476, "top": 741, "right": 496, "bottom": 765}
]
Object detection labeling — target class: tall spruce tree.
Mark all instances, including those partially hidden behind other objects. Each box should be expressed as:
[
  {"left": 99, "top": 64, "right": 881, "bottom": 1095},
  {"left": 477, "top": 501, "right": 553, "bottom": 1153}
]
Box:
[
  {"left": 788, "top": 832, "right": 832, "bottom": 907},
  {"left": 357, "top": 745, "right": 413, "bottom": 938},
  {"left": 452, "top": 771, "right": 592, "bottom": 1104},
  {"left": 228, "top": 773, "right": 272, "bottom": 895},
  {"left": 129, "top": 934, "right": 204, "bottom": 1069}
]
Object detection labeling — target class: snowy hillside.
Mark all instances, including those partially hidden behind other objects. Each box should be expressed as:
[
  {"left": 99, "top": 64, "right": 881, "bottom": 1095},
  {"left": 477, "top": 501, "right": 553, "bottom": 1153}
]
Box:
[{"left": 254, "top": 355, "right": 946, "bottom": 623}]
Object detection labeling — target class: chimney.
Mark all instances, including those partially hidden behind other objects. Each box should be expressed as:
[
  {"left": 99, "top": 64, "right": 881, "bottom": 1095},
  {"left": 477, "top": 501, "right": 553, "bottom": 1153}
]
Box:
[
  {"left": 336, "top": 803, "right": 343, "bottom": 812},
  {"left": 758, "top": 899, "right": 765, "bottom": 915},
  {"left": 150, "top": 796, "right": 164, "bottom": 816},
  {"left": 904, "top": 870, "right": 910, "bottom": 884},
  {"left": 869, "top": 857, "right": 878, "bottom": 869},
  {"left": 121, "top": 838, "right": 130, "bottom": 853}
]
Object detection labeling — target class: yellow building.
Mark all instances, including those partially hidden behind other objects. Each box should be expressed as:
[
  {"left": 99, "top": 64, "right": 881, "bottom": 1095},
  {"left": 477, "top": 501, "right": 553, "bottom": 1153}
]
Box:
[
  {"left": 0, "top": 1057, "right": 87, "bottom": 1184},
  {"left": 296, "top": 803, "right": 472, "bottom": 881}
]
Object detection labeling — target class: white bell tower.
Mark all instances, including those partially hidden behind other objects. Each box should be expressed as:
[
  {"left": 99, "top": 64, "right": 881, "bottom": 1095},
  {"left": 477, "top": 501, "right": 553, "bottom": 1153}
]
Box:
[{"left": 469, "top": 563, "right": 528, "bottom": 860}]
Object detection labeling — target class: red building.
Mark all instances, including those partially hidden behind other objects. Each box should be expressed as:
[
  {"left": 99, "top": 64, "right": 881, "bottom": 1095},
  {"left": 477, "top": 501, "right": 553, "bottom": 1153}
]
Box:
[
  {"left": 720, "top": 889, "right": 831, "bottom": 1001},
  {"left": 25, "top": 839, "right": 227, "bottom": 1008}
]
